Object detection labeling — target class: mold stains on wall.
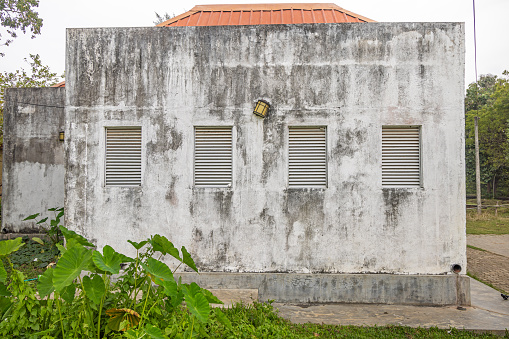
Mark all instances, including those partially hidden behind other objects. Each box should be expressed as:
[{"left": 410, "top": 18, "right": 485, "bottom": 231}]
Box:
[
  {"left": 259, "top": 207, "right": 276, "bottom": 231},
  {"left": 213, "top": 190, "right": 233, "bottom": 219},
  {"left": 284, "top": 189, "right": 325, "bottom": 253},
  {"left": 383, "top": 189, "right": 412, "bottom": 230},
  {"left": 169, "top": 127, "right": 183, "bottom": 151},
  {"left": 12, "top": 138, "right": 63, "bottom": 165},
  {"left": 368, "top": 65, "right": 388, "bottom": 99},
  {"left": 192, "top": 227, "right": 203, "bottom": 242},
  {"left": 235, "top": 124, "right": 248, "bottom": 166},
  {"left": 261, "top": 115, "right": 284, "bottom": 184},
  {"left": 165, "top": 176, "right": 179, "bottom": 206},
  {"left": 332, "top": 126, "right": 368, "bottom": 159},
  {"left": 146, "top": 116, "right": 183, "bottom": 156}
]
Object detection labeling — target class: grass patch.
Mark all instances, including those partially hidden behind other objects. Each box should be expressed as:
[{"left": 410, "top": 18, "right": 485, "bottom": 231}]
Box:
[
  {"left": 219, "top": 302, "right": 504, "bottom": 338},
  {"left": 466, "top": 200, "right": 509, "bottom": 234},
  {"left": 289, "top": 323, "right": 505, "bottom": 338},
  {"left": 467, "top": 271, "right": 508, "bottom": 295},
  {"left": 467, "top": 244, "right": 487, "bottom": 252}
]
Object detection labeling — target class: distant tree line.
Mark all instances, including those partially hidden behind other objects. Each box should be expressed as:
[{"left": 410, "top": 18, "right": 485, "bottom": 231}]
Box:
[{"left": 465, "top": 71, "right": 509, "bottom": 198}]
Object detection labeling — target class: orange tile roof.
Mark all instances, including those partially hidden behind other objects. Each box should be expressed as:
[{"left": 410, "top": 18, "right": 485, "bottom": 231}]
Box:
[
  {"left": 51, "top": 81, "right": 66, "bottom": 88},
  {"left": 156, "top": 3, "right": 375, "bottom": 27}
]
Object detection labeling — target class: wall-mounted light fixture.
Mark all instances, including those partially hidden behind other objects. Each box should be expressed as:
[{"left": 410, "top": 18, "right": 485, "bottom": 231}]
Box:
[
  {"left": 253, "top": 100, "right": 270, "bottom": 118},
  {"left": 59, "top": 131, "right": 65, "bottom": 142}
]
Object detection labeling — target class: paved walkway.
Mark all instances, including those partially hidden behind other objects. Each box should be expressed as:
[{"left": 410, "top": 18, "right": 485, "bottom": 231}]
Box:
[
  {"left": 213, "top": 279, "right": 509, "bottom": 335},
  {"left": 274, "top": 279, "right": 508, "bottom": 334},
  {"left": 211, "top": 235, "right": 509, "bottom": 334},
  {"left": 467, "top": 234, "right": 509, "bottom": 293},
  {"left": 468, "top": 234, "right": 509, "bottom": 257}
]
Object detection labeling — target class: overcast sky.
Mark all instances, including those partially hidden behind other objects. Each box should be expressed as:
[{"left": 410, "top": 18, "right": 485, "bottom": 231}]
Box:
[{"left": 1, "top": 0, "right": 507, "bottom": 88}]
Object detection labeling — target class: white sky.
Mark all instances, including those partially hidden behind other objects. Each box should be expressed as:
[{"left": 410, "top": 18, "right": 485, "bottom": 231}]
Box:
[{"left": 1, "top": 0, "right": 508, "bottom": 88}]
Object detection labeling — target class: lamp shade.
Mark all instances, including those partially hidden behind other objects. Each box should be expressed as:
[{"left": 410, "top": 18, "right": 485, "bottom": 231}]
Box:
[{"left": 253, "top": 100, "right": 270, "bottom": 118}]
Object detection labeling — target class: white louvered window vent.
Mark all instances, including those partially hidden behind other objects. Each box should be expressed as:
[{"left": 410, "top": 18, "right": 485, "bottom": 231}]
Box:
[
  {"left": 382, "top": 126, "right": 421, "bottom": 187},
  {"left": 288, "top": 126, "right": 327, "bottom": 188},
  {"left": 105, "top": 127, "right": 142, "bottom": 186},
  {"left": 194, "top": 126, "right": 232, "bottom": 187}
]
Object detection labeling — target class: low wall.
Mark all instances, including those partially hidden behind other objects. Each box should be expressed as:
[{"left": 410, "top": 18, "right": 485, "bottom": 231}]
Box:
[
  {"left": 2, "top": 88, "right": 65, "bottom": 233},
  {"left": 176, "top": 272, "right": 471, "bottom": 306}
]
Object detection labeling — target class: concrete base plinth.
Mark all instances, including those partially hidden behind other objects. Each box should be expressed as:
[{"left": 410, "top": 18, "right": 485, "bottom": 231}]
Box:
[{"left": 175, "top": 272, "right": 471, "bottom": 306}]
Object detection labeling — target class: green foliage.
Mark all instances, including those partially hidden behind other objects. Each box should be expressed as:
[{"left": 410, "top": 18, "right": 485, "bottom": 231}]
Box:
[
  {"left": 82, "top": 274, "right": 105, "bottom": 305},
  {"left": 5, "top": 214, "right": 498, "bottom": 338},
  {"left": 0, "top": 210, "right": 227, "bottom": 338},
  {"left": 8, "top": 237, "right": 59, "bottom": 269},
  {"left": 0, "top": 0, "right": 43, "bottom": 53},
  {"left": 92, "top": 245, "right": 127, "bottom": 274},
  {"left": 52, "top": 245, "right": 92, "bottom": 292},
  {"left": 23, "top": 207, "right": 64, "bottom": 246},
  {"left": 0, "top": 237, "right": 24, "bottom": 256},
  {"left": 465, "top": 71, "right": 509, "bottom": 198}
]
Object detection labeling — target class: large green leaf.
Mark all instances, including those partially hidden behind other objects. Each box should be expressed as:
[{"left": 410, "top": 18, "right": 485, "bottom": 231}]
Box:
[
  {"left": 181, "top": 246, "right": 198, "bottom": 273},
  {"left": 200, "top": 288, "right": 223, "bottom": 304},
  {"left": 140, "top": 257, "right": 173, "bottom": 283},
  {"left": 37, "top": 268, "right": 55, "bottom": 298},
  {"left": 106, "top": 308, "right": 140, "bottom": 331},
  {"left": 92, "top": 245, "right": 123, "bottom": 274},
  {"left": 127, "top": 240, "right": 148, "bottom": 250},
  {"left": 0, "top": 237, "right": 24, "bottom": 256},
  {"left": 83, "top": 275, "right": 105, "bottom": 305},
  {"left": 183, "top": 285, "right": 210, "bottom": 324},
  {"left": 161, "top": 279, "right": 184, "bottom": 309},
  {"left": 53, "top": 245, "right": 93, "bottom": 292},
  {"left": 0, "top": 297, "right": 12, "bottom": 319},
  {"left": 31, "top": 237, "right": 44, "bottom": 246},
  {"left": 150, "top": 235, "right": 181, "bottom": 262},
  {"left": 55, "top": 243, "right": 66, "bottom": 256},
  {"left": 36, "top": 217, "right": 48, "bottom": 224},
  {"left": 0, "top": 282, "right": 11, "bottom": 297},
  {"left": 145, "top": 324, "right": 167, "bottom": 339},
  {"left": 0, "top": 263, "right": 6, "bottom": 284},
  {"left": 61, "top": 283, "right": 76, "bottom": 303},
  {"left": 23, "top": 213, "right": 40, "bottom": 220},
  {"left": 58, "top": 226, "right": 94, "bottom": 247}
]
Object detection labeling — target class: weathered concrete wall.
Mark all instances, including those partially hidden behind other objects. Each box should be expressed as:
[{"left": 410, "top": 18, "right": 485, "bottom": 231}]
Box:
[
  {"left": 65, "top": 23, "right": 465, "bottom": 277},
  {"left": 2, "top": 88, "right": 65, "bottom": 232}
]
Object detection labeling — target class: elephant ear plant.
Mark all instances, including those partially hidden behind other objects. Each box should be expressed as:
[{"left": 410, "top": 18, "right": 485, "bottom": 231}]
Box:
[{"left": 0, "top": 214, "right": 229, "bottom": 338}]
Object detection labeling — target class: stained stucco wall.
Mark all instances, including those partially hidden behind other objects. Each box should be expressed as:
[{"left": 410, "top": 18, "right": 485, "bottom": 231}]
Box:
[
  {"left": 2, "top": 88, "right": 65, "bottom": 232},
  {"left": 65, "top": 23, "right": 465, "bottom": 275}
]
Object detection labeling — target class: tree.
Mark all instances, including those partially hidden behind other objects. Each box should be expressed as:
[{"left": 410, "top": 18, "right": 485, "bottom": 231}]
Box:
[
  {"left": 0, "top": 54, "right": 61, "bottom": 146},
  {"left": 465, "top": 71, "right": 509, "bottom": 198},
  {"left": 0, "top": 0, "right": 43, "bottom": 56},
  {"left": 153, "top": 12, "right": 173, "bottom": 25}
]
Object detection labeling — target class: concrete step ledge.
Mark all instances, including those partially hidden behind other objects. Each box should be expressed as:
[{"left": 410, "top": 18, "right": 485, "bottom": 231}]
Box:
[{"left": 175, "top": 272, "right": 471, "bottom": 306}]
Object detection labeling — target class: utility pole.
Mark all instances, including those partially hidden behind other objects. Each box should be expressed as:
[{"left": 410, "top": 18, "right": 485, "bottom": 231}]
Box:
[{"left": 475, "top": 116, "right": 481, "bottom": 214}]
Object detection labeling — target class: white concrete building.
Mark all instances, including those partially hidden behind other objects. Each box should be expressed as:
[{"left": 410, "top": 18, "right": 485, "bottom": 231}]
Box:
[{"left": 3, "top": 4, "right": 468, "bottom": 304}]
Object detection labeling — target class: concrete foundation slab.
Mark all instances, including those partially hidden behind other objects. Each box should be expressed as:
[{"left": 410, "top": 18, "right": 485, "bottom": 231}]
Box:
[{"left": 176, "top": 272, "right": 470, "bottom": 306}]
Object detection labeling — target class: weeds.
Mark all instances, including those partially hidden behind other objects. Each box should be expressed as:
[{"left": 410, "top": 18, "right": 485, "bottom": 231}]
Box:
[{"left": 466, "top": 205, "right": 509, "bottom": 234}]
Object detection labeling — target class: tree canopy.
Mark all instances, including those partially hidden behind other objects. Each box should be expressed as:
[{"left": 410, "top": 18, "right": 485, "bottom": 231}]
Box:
[
  {"left": 0, "top": 0, "right": 43, "bottom": 56},
  {"left": 465, "top": 71, "right": 509, "bottom": 198}
]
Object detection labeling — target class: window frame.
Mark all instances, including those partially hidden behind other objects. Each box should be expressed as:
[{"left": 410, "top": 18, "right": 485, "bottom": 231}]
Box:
[
  {"left": 193, "top": 126, "right": 233, "bottom": 188},
  {"left": 381, "top": 125, "right": 422, "bottom": 188},
  {"left": 288, "top": 125, "right": 328, "bottom": 189},
  {"left": 104, "top": 126, "right": 143, "bottom": 187}
]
